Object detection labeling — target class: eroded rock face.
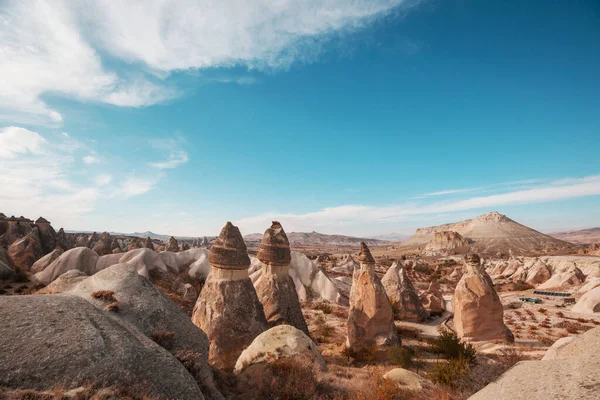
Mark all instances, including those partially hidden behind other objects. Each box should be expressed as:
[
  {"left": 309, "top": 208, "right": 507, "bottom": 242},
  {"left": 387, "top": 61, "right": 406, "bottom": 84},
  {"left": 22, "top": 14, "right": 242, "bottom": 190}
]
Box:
[
  {"left": 234, "top": 325, "right": 326, "bottom": 374},
  {"left": 127, "top": 238, "right": 143, "bottom": 251},
  {"left": 30, "top": 247, "right": 64, "bottom": 274},
  {"left": 192, "top": 222, "right": 268, "bottom": 371},
  {"left": 0, "top": 295, "right": 206, "bottom": 400},
  {"left": 34, "top": 247, "right": 99, "bottom": 285},
  {"left": 55, "top": 228, "right": 71, "bottom": 251},
  {"left": 420, "top": 281, "right": 445, "bottom": 315},
  {"left": 166, "top": 236, "right": 179, "bottom": 253},
  {"left": 572, "top": 286, "right": 600, "bottom": 315},
  {"left": 423, "top": 231, "right": 469, "bottom": 256},
  {"left": 382, "top": 261, "right": 429, "bottom": 322},
  {"left": 347, "top": 243, "right": 398, "bottom": 352},
  {"left": 453, "top": 254, "right": 513, "bottom": 343},
  {"left": 92, "top": 232, "right": 113, "bottom": 256},
  {"left": 8, "top": 228, "right": 43, "bottom": 270},
  {"left": 144, "top": 237, "right": 155, "bottom": 250},
  {"left": 254, "top": 222, "right": 309, "bottom": 335},
  {"left": 525, "top": 258, "right": 552, "bottom": 285}
]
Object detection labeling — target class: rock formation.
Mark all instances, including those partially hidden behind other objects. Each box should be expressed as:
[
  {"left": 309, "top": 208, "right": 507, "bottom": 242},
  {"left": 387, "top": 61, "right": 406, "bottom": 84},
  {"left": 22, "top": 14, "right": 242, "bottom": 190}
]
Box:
[
  {"left": 347, "top": 242, "right": 398, "bottom": 353},
  {"left": 127, "top": 237, "right": 142, "bottom": 251},
  {"left": 91, "top": 232, "right": 113, "bottom": 256},
  {"left": 537, "top": 264, "right": 586, "bottom": 289},
  {"left": 30, "top": 247, "right": 64, "bottom": 274},
  {"left": 166, "top": 236, "right": 179, "bottom": 252},
  {"left": 181, "top": 242, "right": 190, "bottom": 251},
  {"left": 524, "top": 258, "right": 552, "bottom": 285},
  {"left": 420, "top": 281, "right": 445, "bottom": 315},
  {"left": 332, "top": 254, "right": 360, "bottom": 274},
  {"left": 55, "top": 228, "right": 71, "bottom": 250},
  {"left": 382, "top": 261, "right": 429, "bottom": 322},
  {"left": 144, "top": 236, "right": 155, "bottom": 250},
  {"left": 111, "top": 238, "right": 122, "bottom": 253},
  {"left": 34, "top": 247, "right": 100, "bottom": 285},
  {"left": 572, "top": 285, "right": 600, "bottom": 315},
  {"left": 234, "top": 325, "right": 326, "bottom": 374},
  {"left": 86, "top": 232, "right": 99, "bottom": 248},
  {"left": 423, "top": 231, "right": 469, "bottom": 256},
  {"left": 254, "top": 222, "right": 309, "bottom": 335},
  {"left": 0, "top": 295, "right": 207, "bottom": 399},
  {"left": 453, "top": 254, "right": 513, "bottom": 342},
  {"left": 7, "top": 227, "right": 43, "bottom": 270},
  {"left": 34, "top": 217, "right": 57, "bottom": 254},
  {"left": 192, "top": 222, "right": 268, "bottom": 371}
]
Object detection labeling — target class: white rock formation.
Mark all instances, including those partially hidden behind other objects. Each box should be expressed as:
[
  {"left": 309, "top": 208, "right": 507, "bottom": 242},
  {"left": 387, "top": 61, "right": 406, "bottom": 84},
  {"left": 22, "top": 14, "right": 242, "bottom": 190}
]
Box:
[{"left": 572, "top": 285, "right": 600, "bottom": 315}]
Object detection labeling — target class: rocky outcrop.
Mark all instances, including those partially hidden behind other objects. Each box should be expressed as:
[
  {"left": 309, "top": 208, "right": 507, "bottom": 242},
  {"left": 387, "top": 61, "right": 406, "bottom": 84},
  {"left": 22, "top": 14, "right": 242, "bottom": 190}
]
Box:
[
  {"left": 192, "top": 222, "right": 268, "bottom": 371},
  {"left": 7, "top": 228, "right": 43, "bottom": 270},
  {"left": 332, "top": 254, "right": 360, "bottom": 274},
  {"left": 453, "top": 254, "right": 513, "bottom": 342},
  {"left": 144, "top": 236, "right": 155, "bottom": 250},
  {"left": 110, "top": 238, "right": 122, "bottom": 253},
  {"left": 34, "top": 247, "right": 100, "bottom": 285},
  {"left": 0, "top": 295, "right": 207, "bottom": 399},
  {"left": 382, "top": 261, "right": 428, "bottom": 322},
  {"left": 181, "top": 242, "right": 190, "bottom": 251},
  {"left": 91, "top": 232, "right": 113, "bottom": 256},
  {"left": 524, "top": 258, "right": 552, "bottom": 285},
  {"left": 423, "top": 231, "right": 469, "bottom": 256},
  {"left": 127, "top": 237, "right": 143, "bottom": 251},
  {"left": 254, "top": 222, "right": 309, "bottom": 335},
  {"left": 347, "top": 242, "right": 398, "bottom": 352},
  {"left": 471, "top": 326, "right": 600, "bottom": 400},
  {"left": 537, "top": 265, "right": 585, "bottom": 289},
  {"left": 30, "top": 247, "right": 64, "bottom": 274},
  {"left": 572, "top": 286, "right": 600, "bottom": 315},
  {"left": 86, "top": 232, "right": 99, "bottom": 248},
  {"left": 420, "top": 281, "right": 445, "bottom": 315},
  {"left": 166, "top": 236, "right": 179, "bottom": 252},
  {"left": 234, "top": 325, "right": 325, "bottom": 374},
  {"left": 383, "top": 368, "right": 429, "bottom": 391},
  {"left": 55, "top": 228, "right": 71, "bottom": 250}
]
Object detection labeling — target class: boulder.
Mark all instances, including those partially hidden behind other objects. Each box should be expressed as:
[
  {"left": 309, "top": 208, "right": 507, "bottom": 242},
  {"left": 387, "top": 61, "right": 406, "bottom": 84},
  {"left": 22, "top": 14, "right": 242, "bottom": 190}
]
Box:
[
  {"left": 383, "top": 368, "right": 428, "bottom": 390},
  {"left": 192, "top": 222, "right": 268, "bottom": 371},
  {"left": 524, "top": 258, "right": 552, "bottom": 285},
  {"left": 234, "top": 325, "right": 326, "bottom": 374},
  {"left": 382, "top": 261, "right": 429, "bottom": 322},
  {"left": 7, "top": 228, "right": 43, "bottom": 270},
  {"left": 30, "top": 247, "right": 64, "bottom": 274},
  {"left": 571, "top": 285, "right": 600, "bottom": 315},
  {"left": 34, "top": 247, "right": 99, "bottom": 285},
  {"left": 0, "top": 295, "right": 206, "bottom": 399},
  {"left": 181, "top": 283, "right": 198, "bottom": 302},
  {"left": 453, "top": 254, "right": 513, "bottom": 342},
  {"left": 347, "top": 243, "right": 398, "bottom": 352},
  {"left": 166, "top": 236, "right": 179, "bottom": 252},
  {"left": 254, "top": 222, "right": 309, "bottom": 335},
  {"left": 471, "top": 327, "right": 600, "bottom": 400}
]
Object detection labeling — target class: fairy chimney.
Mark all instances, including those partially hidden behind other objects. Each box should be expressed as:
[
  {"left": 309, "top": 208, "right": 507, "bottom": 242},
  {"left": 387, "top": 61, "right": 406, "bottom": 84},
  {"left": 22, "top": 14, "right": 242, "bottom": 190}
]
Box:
[
  {"left": 254, "top": 222, "right": 309, "bottom": 335},
  {"left": 347, "top": 242, "right": 398, "bottom": 353},
  {"left": 165, "top": 236, "right": 179, "bottom": 252},
  {"left": 144, "top": 236, "right": 154, "bottom": 251},
  {"left": 453, "top": 254, "right": 513, "bottom": 342},
  {"left": 382, "top": 261, "right": 429, "bottom": 322},
  {"left": 192, "top": 222, "right": 268, "bottom": 370}
]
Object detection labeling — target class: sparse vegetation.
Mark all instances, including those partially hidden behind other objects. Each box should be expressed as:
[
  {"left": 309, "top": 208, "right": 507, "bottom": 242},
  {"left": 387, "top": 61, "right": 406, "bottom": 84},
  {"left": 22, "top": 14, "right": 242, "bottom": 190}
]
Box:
[
  {"left": 314, "top": 301, "right": 333, "bottom": 314},
  {"left": 151, "top": 330, "right": 176, "bottom": 350},
  {"left": 104, "top": 301, "right": 120, "bottom": 312},
  {"left": 428, "top": 331, "right": 476, "bottom": 365},
  {"left": 90, "top": 290, "right": 116, "bottom": 302},
  {"left": 388, "top": 345, "right": 414, "bottom": 368}
]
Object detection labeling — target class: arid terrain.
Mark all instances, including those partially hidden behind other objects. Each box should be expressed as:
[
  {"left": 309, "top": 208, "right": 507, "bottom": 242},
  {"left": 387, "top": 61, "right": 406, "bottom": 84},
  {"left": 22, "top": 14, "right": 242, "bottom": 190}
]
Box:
[{"left": 2, "top": 211, "right": 600, "bottom": 400}]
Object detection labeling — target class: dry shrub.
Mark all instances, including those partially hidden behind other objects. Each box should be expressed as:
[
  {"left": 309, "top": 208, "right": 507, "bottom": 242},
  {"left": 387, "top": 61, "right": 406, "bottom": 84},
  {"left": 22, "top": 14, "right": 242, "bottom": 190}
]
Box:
[
  {"left": 538, "top": 308, "right": 547, "bottom": 314},
  {"left": 537, "top": 335, "right": 555, "bottom": 346},
  {"left": 556, "top": 311, "right": 564, "bottom": 318},
  {"left": 332, "top": 307, "right": 349, "bottom": 319},
  {"left": 314, "top": 302, "right": 333, "bottom": 314},
  {"left": 151, "top": 331, "right": 176, "bottom": 350},
  {"left": 346, "top": 344, "right": 378, "bottom": 363},
  {"left": 90, "top": 290, "right": 116, "bottom": 302},
  {"left": 350, "top": 372, "right": 409, "bottom": 400},
  {"left": 397, "top": 326, "right": 423, "bottom": 340},
  {"left": 104, "top": 301, "right": 120, "bottom": 312},
  {"left": 388, "top": 345, "right": 414, "bottom": 368},
  {"left": 429, "top": 358, "right": 471, "bottom": 387},
  {"left": 496, "top": 346, "right": 524, "bottom": 367}
]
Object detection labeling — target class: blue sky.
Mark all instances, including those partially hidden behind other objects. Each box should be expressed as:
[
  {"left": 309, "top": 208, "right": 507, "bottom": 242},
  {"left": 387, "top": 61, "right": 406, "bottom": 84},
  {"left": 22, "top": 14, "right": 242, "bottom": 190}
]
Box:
[{"left": 0, "top": 0, "right": 599, "bottom": 236}]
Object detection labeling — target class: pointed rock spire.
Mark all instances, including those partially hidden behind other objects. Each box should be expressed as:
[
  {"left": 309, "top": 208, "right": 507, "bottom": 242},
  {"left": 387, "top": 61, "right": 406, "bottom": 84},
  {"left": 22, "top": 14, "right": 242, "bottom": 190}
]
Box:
[
  {"left": 208, "top": 222, "right": 250, "bottom": 269},
  {"left": 144, "top": 236, "right": 154, "bottom": 250},
  {"left": 382, "top": 261, "right": 429, "bottom": 322},
  {"left": 358, "top": 242, "right": 375, "bottom": 264},
  {"left": 165, "top": 236, "right": 179, "bottom": 252},
  {"left": 257, "top": 221, "right": 291, "bottom": 266}
]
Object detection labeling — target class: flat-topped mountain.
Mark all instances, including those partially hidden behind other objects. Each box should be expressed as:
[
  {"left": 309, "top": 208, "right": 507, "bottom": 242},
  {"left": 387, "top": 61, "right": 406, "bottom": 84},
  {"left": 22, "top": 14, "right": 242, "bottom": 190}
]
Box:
[
  {"left": 402, "top": 211, "right": 575, "bottom": 256},
  {"left": 549, "top": 227, "right": 600, "bottom": 244}
]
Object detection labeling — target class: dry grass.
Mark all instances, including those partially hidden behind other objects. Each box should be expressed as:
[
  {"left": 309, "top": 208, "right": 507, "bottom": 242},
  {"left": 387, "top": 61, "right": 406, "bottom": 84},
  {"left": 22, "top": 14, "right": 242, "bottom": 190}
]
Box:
[
  {"left": 314, "top": 301, "right": 334, "bottom": 314},
  {"left": 150, "top": 330, "right": 176, "bottom": 350},
  {"left": 104, "top": 301, "right": 120, "bottom": 312},
  {"left": 90, "top": 290, "right": 116, "bottom": 302}
]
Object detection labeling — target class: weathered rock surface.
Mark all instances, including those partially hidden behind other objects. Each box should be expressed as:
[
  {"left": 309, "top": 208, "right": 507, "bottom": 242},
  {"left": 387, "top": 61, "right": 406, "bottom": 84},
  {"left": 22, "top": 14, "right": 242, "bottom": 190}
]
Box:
[
  {"left": 144, "top": 236, "right": 155, "bottom": 250},
  {"left": 471, "top": 327, "right": 600, "bottom": 400},
  {"left": 165, "top": 236, "right": 179, "bottom": 252},
  {"left": 160, "top": 248, "right": 208, "bottom": 273},
  {"left": 0, "top": 258, "right": 14, "bottom": 280},
  {"left": 0, "top": 295, "right": 206, "bottom": 399},
  {"left": 234, "top": 325, "right": 326, "bottom": 374},
  {"left": 453, "top": 254, "right": 513, "bottom": 342},
  {"left": 420, "top": 281, "right": 445, "bottom": 314},
  {"left": 34, "top": 247, "right": 100, "bottom": 285},
  {"left": 536, "top": 265, "right": 585, "bottom": 289},
  {"left": 192, "top": 222, "right": 268, "bottom": 371},
  {"left": 55, "top": 227, "right": 71, "bottom": 250},
  {"left": 382, "top": 261, "right": 429, "bottom": 322},
  {"left": 347, "top": 243, "right": 398, "bottom": 352},
  {"left": 572, "top": 285, "right": 600, "bottom": 315},
  {"left": 524, "top": 258, "right": 552, "bottom": 285},
  {"left": 30, "top": 247, "right": 64, "bottom": 274},
  {"left": 7, "top": 228, "right": 43, "bottom": 270},
  {"left": 34, "top": 217, "right": 57, "bottom": 254},
  {"left": 383, "top": 368, "right": 428, "bottom": 390},
  {"left": 423, "top": 231, "right": 469, "bottom": 256},
  {"left": 331, "top": 255, "right": 360, "bottom": 274}
]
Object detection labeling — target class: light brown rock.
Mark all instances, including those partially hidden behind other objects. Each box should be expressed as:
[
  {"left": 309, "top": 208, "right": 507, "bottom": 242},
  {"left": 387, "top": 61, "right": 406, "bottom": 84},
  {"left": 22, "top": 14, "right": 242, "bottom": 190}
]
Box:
[
  {"left": 347, "top": 242, "right": 399, "bottom": 352},
  {"left": 30, "top": 247, "right": 64, "bottom": 274},
  {"left": 7, "top": 228, "right": 43, "bottom": 270},
  {"left": 572, "top": 285, "right": 600, "bottom": 315},
  {"left": 423, "top": 231, "right": 469, "bottom": 256},
  {"left": 165, "top": 236, "right": 179, "bottom": 252},
  {"left": 382, "top": 261, "right": 429, "bottom": 322},
  {"left": 453, "top": 254, "right": 513, "bottom": 342}
]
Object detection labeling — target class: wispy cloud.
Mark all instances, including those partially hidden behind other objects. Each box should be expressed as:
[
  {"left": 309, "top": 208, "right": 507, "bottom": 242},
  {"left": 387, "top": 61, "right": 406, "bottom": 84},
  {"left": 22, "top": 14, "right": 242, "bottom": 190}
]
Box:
[
  {"left": 95, "top": 174, "right": 112, "bottom": 186},
  {"left": 149, "top": 138, "right": 189, "bottom": 169},
  {"left": 83, "top": 153, "right": 100, "bottom": 164},
  {"left": 0, "top": 0, "right": 419, "bottom": 125},
  {"left": 236, "top": 174, "right": 600, "bottom": 233},
  {"left": 112, "top": 176, "right": 160, "bottom": 198}
]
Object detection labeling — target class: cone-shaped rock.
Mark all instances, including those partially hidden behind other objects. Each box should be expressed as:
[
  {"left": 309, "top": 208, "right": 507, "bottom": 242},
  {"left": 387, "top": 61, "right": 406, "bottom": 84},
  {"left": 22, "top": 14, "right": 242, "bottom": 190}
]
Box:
[
  {"left": 127, "top": 238, "right": 142, "bottom": 251},
  {"left": 347, "top": 242, "right": 398, "bottom": 352},
  {"left": 165, "top": 236, "right": 179, "bottom": 252},
  {"left": 254, "top": 222, "right": 309, "bottom": 335},
  {"left": 8, "top": 228, "right": 43, "bottom": 270},
  {"left": 382, "top": 261, "right": 429, "bottom": 322},
  {"left": 55, "top": 228, "right": 71, "bottom": 251},
  {"left": 453, "top": 254, "right": 513, "bottom": 342},
  {"left": 192, "top": 221, "right": 268, "bottom": 371},
  {"left": 144, "top": 237, "right": 154, "bottom": 250}
]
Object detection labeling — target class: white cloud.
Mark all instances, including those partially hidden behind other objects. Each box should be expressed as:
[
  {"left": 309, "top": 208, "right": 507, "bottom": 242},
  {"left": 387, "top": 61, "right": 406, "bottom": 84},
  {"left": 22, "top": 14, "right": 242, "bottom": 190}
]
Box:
[
  {"left": 149, "top": 139, "right": 189, "bottom": 169},
  {"left": 95, "top": 174, "right": 112, "bottom": 186},
  {"left": 83, "top": 153, "right": 100, "bottom": 164},
  {"left": 0, "top": 126, "right": 47, "bottom": 158},
  {"left": 236, "top": 174, "right": 600, "bottom": 233},
  {"left": 112, "top": 176, "right": 160, "bottom": 198},
  {"left": 0, "top": 0, "right": 418, "bottom": 125}
]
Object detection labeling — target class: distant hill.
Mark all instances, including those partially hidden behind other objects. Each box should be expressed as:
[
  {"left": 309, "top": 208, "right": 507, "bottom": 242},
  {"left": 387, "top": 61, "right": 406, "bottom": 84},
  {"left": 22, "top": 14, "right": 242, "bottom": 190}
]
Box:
[
  {"left": 401, "top": 211, "right": 576, "bottom": 256},
  {"left": 549, "top": 228, "right": 600, "bottom": 244},
  {"left": 366, "top": 232, "right": 410, "bottom": 242},
  {"left": 244, "top": 231, "right": 388, "bottom": 246}
]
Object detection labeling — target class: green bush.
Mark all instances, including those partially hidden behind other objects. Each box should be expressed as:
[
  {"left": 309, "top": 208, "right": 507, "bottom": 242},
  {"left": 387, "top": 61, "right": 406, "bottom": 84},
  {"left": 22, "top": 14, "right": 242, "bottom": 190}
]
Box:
[
  {"left": 428, "top": 331, "right": 476, "bottom": 365},
  {"left": 430, "top": 357, "right": 471, "bottom": 387},
  {"left": 388, "top": 345, "right": 413, "bottom": 368}
]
